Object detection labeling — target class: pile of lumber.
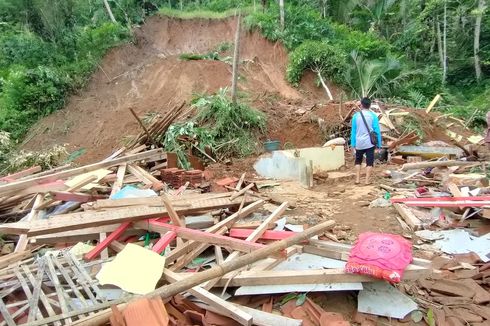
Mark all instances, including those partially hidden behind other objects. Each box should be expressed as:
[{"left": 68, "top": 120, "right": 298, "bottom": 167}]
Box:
[
  {"left": 127, "top": 102, "right": 187, "bottom": 149},
  {"left": 0, "top": 148, "right": 433, "bottom": 326}
]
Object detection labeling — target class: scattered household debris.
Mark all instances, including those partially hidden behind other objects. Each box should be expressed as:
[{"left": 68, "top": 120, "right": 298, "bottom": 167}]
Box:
[{"left": 0, "top": 146, "right": 436, "bottom": 325}]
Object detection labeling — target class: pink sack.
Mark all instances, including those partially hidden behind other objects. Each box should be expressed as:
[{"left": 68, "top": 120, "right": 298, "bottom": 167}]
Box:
[{"left": 345, "top": 232, "right": 413, "bottom": 283}]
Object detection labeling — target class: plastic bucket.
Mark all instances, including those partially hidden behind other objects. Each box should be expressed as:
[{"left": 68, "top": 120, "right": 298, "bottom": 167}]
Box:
[{"left": 264, "top": 140, "right": 281, "bottom": 152}]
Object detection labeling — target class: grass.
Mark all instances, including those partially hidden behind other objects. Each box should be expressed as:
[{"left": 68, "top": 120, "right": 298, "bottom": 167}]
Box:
[{"left": 159, "top": 7, "right": 253, "bottom": 20}]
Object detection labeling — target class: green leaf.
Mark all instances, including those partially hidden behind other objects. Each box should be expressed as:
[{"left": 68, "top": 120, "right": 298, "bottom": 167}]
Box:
[
  {"left": 426, "top": 308, "right": 435, "bottom": 326},
  {"left": 280, "top": 293, "right": 298, "bottom": 305},
  {"left": 295, "top": 293, "right": 307, "bottom": 306}
]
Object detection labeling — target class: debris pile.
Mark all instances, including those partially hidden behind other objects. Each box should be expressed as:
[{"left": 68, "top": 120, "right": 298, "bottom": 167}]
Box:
[{"left": 0, "top": 147, "right": 435, "bottom": 325}]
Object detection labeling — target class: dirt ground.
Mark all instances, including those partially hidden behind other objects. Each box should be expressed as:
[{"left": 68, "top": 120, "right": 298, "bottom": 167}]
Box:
[{"left": 22, "top": 16, "right": 343, "bottom": 164}]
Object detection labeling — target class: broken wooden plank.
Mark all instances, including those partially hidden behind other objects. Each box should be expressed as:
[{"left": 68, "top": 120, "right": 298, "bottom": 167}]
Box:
[
  {"left": 206, "top": 266, "right": 430, "bottom": 287},
  {"left": 14, "top": 194, "right": 43, "bottom": 253},
  {"left": 152, "top": 231, "right": 177, "bottom": 254},
  {"left": 230, "top": 183, "right": 255, "bottom": 201},
  {"left": 393, "top": 203, "right": 423, "bottom": 230},
  {"left": 202, "top": 202, "right": 288, "bottom": 290},
  {"left": 0, "top": 149, "right": 165, "bottom": 195},
  {"left": 135, "top": 220, "right": 274, "bottom": 255},
  {"left": 392, "top": 196, "right": 490, "bottom": 208},
  {"left": 425, "top": 94, "right": 441, "bottom": 113},
  {"left": 0, "top": 251, "right": 33, "bottom": 270},
  {"left": 2, "top": 196, "right": 252, "bottom": 236},
  {"left": 164, "top": 200, "right": 265, "bottom": 266},
  {"left": 229, "top": 228, "right": 297, "bottom": 241},
  {"left": 0, "top": 166, "right": 42, "bottom": 182},
  {"left": 401, "top": 160, "right": 477, "bottom": 171},
  {"left": 84, "top": 222, "right": 132, "bottom": 261},
  {"left": 31, "top": 225, "right": 143, "bottom": 244},
  {"left": 165, "top": 270, "right": 253, "bottom": 325}
]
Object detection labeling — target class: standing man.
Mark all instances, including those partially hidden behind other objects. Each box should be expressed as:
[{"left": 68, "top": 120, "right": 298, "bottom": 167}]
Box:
[{"left": 350, "top": 97, "right": 382, "bottom": 185}]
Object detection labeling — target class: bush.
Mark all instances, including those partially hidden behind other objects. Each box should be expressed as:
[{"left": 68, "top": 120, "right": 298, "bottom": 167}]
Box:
[
  {"left": 0, "top": 32, "right": 56, "bottom": 68},
  {"left": 162, "top": 88, "right": 266, "bottom": 168},
  {"left": 286, "top": 41, "right": 347, "bottom": 86},
  {"left": 246, "top": 3, "right": 333, "bottom": 50},
  {"left": 0, "top": 66, "right": 70, "bottom": 138},
  {"left": 330, "top": 23, "right": 392, "bottom": 59}
]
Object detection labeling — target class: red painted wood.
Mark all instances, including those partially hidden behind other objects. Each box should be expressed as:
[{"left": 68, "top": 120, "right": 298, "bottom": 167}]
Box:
[
  {"left": 152, "top": 231, "right": 177, "bottom": 254},
  {"left": 84, "top": 222, "right": 132, "bottom": 261},
  {"left": 391, "top": 196, "right": 490, "bottom": 203},
  {"left": 229, "top": 228, "right": 297, "bottom": 240},
  {"left": 391, "top": 196, "right": 490, "bottom": 208},
  {"left": 146, "top": 220, "right": 279, "bottom": 254}
]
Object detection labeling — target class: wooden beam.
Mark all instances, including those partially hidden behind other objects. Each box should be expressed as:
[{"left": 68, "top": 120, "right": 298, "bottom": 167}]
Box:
[
  {"left": 0, "top": 149, "right": 165, "bottom": 195},
  {"left": 135, "top": 220, "right": 275, "bottom": 256},
  {"left": 230, "top": 228, "right": 297, "bottom": 240},
  {"left": 30, "top": 225, "right": 143, "bottom": 244},
  {"left": 230, "top": 183, "right": 254, "bottom": 201},
  {"left": 401, "top": 160, "right": 477, "bottom": 171},
  {"left": 202, "top": 202, "right": 288, "bottom": 290},
  {"left": 1, "top": 196, "right": 251, "bottom": 236},
  {"left": 37, "top": 175, "right": 98, "bottom": 210},
  {"left": 306, "top": 239, "right": 432, "bottom": 269},
  {"left": 204, "top": 266, "right": 430, "bottom": 287},
  {"left": 164, "top": 200, "right": 265, "bottom": 268},
  {"left": 14, "top": 194, "right": 43, "bottom": 253},
  {"left": 152, "top": 231, "right": 177, "bottom": 254},
  {"left": 49, "top": 191, "right": 106, "bottom": 203},
  {"left": 165, "top": 270, "right": 252, "bottom": 326},
  {"left": 84, "top": 222, "right": 132, "bottom": 261},
  {"left": 0, "top": 251, "right": 32, "bottom": 270},
  {"left": 161, "top": 195, "right": 184, "bottom": 227},
  {"left": 393, "top": 203, "right": 422, "bottom": 230},
  {"left": 0, "top": 166, "right": 42, "bottom": 182},
  {"left": 425, "top": 94, "right": 441, "bottom": 113}
]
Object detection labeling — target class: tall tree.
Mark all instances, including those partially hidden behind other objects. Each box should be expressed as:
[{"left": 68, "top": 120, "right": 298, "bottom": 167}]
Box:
[
  {"left": 279, "top": 0, "right": 285, "bottom": 30},
  {"left": 231, "top": 13, "right": 241, "bottom": 105},
  {"left": 474, "top": 0, "right": 487, "bottom": 81}
]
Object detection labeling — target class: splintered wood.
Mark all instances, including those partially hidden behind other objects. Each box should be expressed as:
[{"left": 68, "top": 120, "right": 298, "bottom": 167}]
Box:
[{"left": 0, "top": 148, "right": 434, "bottom": 326}]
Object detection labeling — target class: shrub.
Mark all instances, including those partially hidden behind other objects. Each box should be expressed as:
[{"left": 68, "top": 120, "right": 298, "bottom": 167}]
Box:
[
  {"left": 286, "top": 41, "right": 347, "bottom": 86},
  {"left": 161, "top": 88, "right": 266, "bottom": 168}
]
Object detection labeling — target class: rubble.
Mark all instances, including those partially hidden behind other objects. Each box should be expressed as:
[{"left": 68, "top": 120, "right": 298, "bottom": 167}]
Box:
[{"left": 0, "top": 99, "right": 489, "bottom": 326}]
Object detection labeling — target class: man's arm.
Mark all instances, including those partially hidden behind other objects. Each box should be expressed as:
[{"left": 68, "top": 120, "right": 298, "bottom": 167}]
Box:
[
  {"left": 350, "top": 113, "right": 357, "bottom": 148},
  {"left": 371, "top": 113, "right": 382, "bottom": 148}
]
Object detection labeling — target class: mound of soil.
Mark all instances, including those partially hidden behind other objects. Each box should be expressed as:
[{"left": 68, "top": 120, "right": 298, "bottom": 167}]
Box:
[{"left": 23, "top": 16, "right": 340, "bottom": 163}]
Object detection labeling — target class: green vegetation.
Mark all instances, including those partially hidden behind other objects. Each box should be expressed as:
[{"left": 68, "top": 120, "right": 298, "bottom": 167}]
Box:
[
  {"left": 0, "top": 0, "right": 166, "bottom": 142},
  {"left": 159, "top": 6, "right": 250, "bottom": 19},
  {"left": 0, "top": 131, "right": 67, "bottom": 174},
  {"left": 179, "top": 42, "right": 232, "bottom": 62},
  {"left": 0, "top": 0, "right": 488, "bottom": 161},
  {"left": 161, "top": 88, "right": 266, "bottom": 168}
]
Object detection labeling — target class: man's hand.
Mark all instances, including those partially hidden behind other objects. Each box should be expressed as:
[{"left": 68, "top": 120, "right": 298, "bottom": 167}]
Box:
[
  {"left": 375, "top": 148, "right": 381, "bottom": 155},
  {"left": 351, "top": 147, "right": 356, "bottom": 155}
]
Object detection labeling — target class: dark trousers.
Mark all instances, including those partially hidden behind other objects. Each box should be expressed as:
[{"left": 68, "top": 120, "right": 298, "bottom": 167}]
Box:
[{"left": 355, "top": 147, "right": 375, "bottom": 167}]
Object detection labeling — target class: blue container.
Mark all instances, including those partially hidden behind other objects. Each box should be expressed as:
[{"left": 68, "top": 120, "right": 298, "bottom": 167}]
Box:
[{"left": 264, "top": 140, "right": 281, "bottom": 152}]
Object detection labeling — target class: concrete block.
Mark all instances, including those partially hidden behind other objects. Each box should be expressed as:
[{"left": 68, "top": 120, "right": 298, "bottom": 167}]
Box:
[{"left": 254, "top": 146, "right": 345, "bottom": 181}]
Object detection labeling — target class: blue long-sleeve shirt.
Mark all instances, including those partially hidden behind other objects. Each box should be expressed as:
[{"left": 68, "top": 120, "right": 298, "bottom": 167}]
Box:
[{"left": 350, "top": 109, "right": 382, "bottom": 150}]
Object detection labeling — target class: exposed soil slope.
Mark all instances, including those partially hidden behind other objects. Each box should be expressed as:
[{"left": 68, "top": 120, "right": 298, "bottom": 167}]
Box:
[{"left": 23, "top": 16, "right": 340, "bottom": 163}]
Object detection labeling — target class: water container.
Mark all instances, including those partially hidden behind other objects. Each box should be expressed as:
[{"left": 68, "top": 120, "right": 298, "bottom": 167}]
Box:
[{"left": 264, "top": 140, "right": 281, "bottom": 152}]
